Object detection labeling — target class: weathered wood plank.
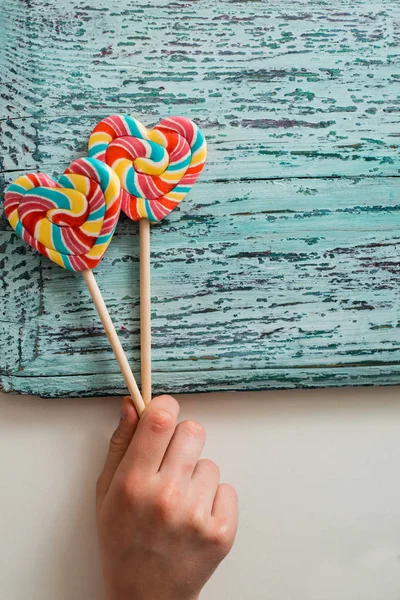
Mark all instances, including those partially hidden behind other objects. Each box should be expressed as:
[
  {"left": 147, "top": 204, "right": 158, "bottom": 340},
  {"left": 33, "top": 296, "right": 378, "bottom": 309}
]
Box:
[
  {"left": 1, "top": 0, "right": 400, "bottom": 177},
  {"left": 0, "top": 0, "right": 399, "bottom": 396},
  {"left": 2, "top": 116, "right": 400, "bottom": 180},
  {"left": 2, "top": 365, "right": 400, "bottom": 399},
  {"left": 1, "top": 175, "right": 399, "bottom": 395}
]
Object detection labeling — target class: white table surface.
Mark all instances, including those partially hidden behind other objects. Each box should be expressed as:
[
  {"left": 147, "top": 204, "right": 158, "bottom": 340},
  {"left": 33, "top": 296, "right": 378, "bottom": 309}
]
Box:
[{"left": 1, "top": 386, "right": 400, "bottom": 600}]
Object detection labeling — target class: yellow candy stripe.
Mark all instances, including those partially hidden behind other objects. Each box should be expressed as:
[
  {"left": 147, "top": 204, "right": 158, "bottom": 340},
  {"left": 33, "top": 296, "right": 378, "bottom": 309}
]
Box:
[
  {"left": 88, "top": 114, "right": 207, "bottom": 223},
  {"left": 3, "top": 158, "right": 122, "bottom": 272}
]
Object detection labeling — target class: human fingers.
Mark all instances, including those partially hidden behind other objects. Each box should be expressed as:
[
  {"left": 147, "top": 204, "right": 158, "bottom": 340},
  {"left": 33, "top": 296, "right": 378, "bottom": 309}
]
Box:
[
  {"left": 159, "top": 420, "right": 206, "bottom": 485},
  {"left": 118, "top": 395, "right": 180, "bottom": 479},
  {"left": 190, "top": 458, "right": 220, "bottom": 512},
  {"left": 211, "top": 483, "right": 238, "bottom": 556},
  {"left": 96, "top": 396, "right": 139, "bottom": 508}
]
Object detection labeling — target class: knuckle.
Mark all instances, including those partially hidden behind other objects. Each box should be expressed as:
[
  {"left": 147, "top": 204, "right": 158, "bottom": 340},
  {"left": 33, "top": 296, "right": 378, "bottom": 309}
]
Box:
[
  {"left": 109, "top": 426, "right": 125, "bottom": 453},
  {"left": 179, "top": 420, "right": 205, "bottom": 440},
  {"left": 208, "top": 521, "right": 234, "bottom": 552},
  {"left": 115, "top": 477, "right": 133, "bottom": 500},
  {"left": 188, "top": 507, "right": 207, "bottom": 535},
  {"left": 147, "top": 409, "right": 175, "bottom": 434},
  {"left": 113, "top": 475, "right": 138, "bottom": 507},
  {"left": 155, "top": 485, "right": 181, "bottom": 521}
]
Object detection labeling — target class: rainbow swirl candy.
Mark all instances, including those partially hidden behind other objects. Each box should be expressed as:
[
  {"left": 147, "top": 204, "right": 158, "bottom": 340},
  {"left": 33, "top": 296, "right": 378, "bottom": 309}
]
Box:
[
  {"left": 88, "top": 114, "right": 207, "bottom": 222},
  {"left": 4, "top": 157, "right": 121, "bottom": 271}
]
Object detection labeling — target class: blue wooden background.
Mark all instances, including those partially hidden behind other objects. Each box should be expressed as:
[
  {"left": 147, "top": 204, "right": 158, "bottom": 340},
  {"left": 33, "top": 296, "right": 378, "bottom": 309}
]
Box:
[{"left": 0, "top": 0, "right": 399, "bottom": 397}]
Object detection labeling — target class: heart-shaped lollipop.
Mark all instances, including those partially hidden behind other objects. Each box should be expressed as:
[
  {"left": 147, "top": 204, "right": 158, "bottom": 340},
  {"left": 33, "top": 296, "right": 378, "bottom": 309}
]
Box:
[
  {"left": 4, "top": 156, "right": 145, "bottom": 414},
  {"left": 88, "top": 114, "right": 207, "bottom": 223},
  {"left": 88, "top": 114, "right": 207, "bottom": 405},
  {"left": 4, "top": 157, "right": 121, "bottom": 271}
]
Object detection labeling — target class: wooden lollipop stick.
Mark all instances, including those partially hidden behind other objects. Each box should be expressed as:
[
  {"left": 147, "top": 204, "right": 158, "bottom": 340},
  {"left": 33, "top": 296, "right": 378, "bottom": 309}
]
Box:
[
  {"left": 140, "top": 218, "right": 152, "bottom": 405},
  {"left": 82, "top": 269, "right": 146, "bottom": 416}
]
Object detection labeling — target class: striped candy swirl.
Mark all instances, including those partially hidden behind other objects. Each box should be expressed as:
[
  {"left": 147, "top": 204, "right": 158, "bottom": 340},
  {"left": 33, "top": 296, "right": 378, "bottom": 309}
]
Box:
[
  {"left": 4, "top": 157, "right": 121, "bottom": 272},
  {"left": 88, "top": 114, "right": 207, "bottom": 223}
]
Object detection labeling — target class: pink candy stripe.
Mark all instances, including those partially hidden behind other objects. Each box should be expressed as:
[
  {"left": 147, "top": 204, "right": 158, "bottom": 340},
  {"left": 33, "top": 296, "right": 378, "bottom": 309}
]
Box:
[
  {"left": 111, "top": 137, "right": 148, "bottom": 159},
  {"left": 104, "top": 115, "right": 128, "bottom": 137},
  {"left": 135, "top": 173, "right": 164, "bottom": 201},
  {"left": 62, "top": 229, "right": 92, "bottom": 254},
  {"left": 168, "top": 136, "right": 190, "bottom": 163},
  {"left": 156, "top": 117, "right": 196, "bottom": 147},
  {"left": 89, "top": 186, "right": 104, "bottom": 212}
]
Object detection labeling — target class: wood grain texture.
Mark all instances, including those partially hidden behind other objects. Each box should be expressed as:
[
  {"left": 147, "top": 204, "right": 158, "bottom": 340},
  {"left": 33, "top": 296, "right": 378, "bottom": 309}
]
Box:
[{"left": 0, "top": 0, "right": 399, "bottom": 397}]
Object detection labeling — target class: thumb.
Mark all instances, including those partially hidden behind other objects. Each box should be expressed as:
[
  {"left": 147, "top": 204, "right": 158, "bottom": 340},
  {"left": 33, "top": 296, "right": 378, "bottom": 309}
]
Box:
[{"left": 96, "top": 396, "right": 140, "bottom": 508}]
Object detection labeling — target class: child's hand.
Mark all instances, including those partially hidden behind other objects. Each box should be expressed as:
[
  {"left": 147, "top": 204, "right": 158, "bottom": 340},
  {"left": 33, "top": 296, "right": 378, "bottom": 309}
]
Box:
[{"left": 96, "top": 395, "right": 238, "bottom": 600}]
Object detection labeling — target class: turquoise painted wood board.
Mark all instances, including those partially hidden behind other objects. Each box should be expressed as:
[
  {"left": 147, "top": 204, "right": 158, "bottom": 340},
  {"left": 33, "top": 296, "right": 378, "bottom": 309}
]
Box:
[{"left": 0, "top": 0, "right": 399, "bottom": 397}]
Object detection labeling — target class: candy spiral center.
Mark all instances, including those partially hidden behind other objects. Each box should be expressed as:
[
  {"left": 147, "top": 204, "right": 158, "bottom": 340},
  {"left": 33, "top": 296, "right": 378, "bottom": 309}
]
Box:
[
  {"left": 104, "top": 130, "right": 191, "bottom": 202},
  {"left": 88, "top": 114, "right": 207, "bottom": 222},
  {"left": 19, "top": 187, "right": 89, "bottom": 230},
  {"left": 4, "top": 158, "right": 122, "bottom": 271},
  {"left": 107, "top": 136, "right": 169, "bottom": 177}
]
